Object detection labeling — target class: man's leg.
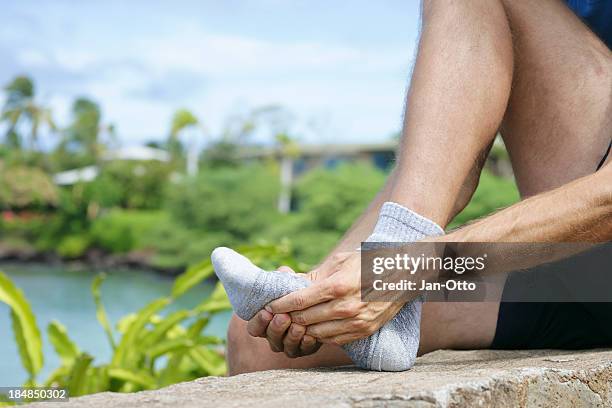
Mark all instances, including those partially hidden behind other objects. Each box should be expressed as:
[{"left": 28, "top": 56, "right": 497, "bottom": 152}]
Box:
[
  {"left": 390, "top": 0, "right": 513, "bottom": 227},
  {"left": 228, "top": 0, "right": 514, "bottom": 374},
  {"left": 499, "top": 0, "right": 612, "bottom": 197},
  {"left": 227, "top": 0, "right": 612, "bottom": 373},
  {"left": 387, "top": 0, "right": 515, "bottom": 353},
  {"left": 421, "top": 0, "right": 611, "bottom": 354}
]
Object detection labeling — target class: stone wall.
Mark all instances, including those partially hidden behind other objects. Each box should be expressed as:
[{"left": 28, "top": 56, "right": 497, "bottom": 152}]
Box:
[{"left": 26, "top": 349, "right": 612, "bottom": 407}]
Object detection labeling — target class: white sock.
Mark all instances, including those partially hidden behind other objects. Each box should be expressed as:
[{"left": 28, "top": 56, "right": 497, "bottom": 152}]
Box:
[{"left": 212, "top": 202, "right": 444, "bottom": 371}]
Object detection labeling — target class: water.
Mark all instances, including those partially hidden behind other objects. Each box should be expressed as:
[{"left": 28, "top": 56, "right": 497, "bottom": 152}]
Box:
[{"left": 0, "top": 263, "right": 231, "bottom": 386}]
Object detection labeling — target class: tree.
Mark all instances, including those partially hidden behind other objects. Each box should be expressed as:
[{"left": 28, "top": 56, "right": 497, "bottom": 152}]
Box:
[
  {"left": 54, "top": 97, "right": 114, "bottom": 169},
  {"left": 0, "top": 163, "right": 59, "bottom": 209},
  {"left": 1, "top": 75, "right": 56, "bottom": 151},
  {"left": 250, "top": 105, "right": 298, "bottom": 214},
  {"left": 169, "top": 108, "right": 206, "bottom": 176},
  {"left": 275, "top": 132, "right": 300, "bottom": 213}
]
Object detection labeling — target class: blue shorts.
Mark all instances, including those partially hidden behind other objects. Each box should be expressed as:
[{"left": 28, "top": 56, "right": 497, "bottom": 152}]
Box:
[{"left": 566, "top": 0, "right": 612, "bottom": 49}]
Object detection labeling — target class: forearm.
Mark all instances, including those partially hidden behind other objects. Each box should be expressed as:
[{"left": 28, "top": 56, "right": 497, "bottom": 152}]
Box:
[{"left": 447, "top": 164, "right": 612, "bottom": 243}]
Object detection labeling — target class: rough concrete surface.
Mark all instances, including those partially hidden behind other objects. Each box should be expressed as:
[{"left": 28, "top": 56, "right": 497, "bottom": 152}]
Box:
[{"left": 26, "top": 349, "right": 612, "bottom": 407}]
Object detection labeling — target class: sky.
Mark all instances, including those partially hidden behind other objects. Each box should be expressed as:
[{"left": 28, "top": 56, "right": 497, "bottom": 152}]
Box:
[{"left": 0, "top": 0, "right": 422, "bottom": 146}]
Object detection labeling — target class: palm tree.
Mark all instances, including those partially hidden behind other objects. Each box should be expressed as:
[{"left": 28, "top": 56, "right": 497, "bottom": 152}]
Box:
[
  {"left": 275, "top": 132, "right": 300, "bottom": 214},
  {"left": 169, "top": 109, "right": 206, "bottom": 176},
  {"left": 53, "top": 97, "right": 115, "bottom": 170},
  {"left": 1, "top": 75, "right": 56, "bottom": 151},
  {"left": 248, "top": 105, "right": 299, "bottom": 214}
]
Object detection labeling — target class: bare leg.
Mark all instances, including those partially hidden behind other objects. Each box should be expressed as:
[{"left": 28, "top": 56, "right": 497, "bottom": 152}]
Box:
[
  {"left": 226, "top": 0, "right": 612, "bottom": 373},
  {"left": 227, "top": 315, "right": 351, "bottom": 375},
  {"left": 228, "top": 0, "right": 513, "bottom": 374},
  {"left": 421, "top": 0, "right": 612, "bottom": 353},
  {"left": 500, "top": 0, "right": 612, "bottom": 197},
  {"left": 388, "top": 0, "right": 515, "bottom": 353},
  {"left": 390, "top": 0, "right": 513, "bottom": 227}
]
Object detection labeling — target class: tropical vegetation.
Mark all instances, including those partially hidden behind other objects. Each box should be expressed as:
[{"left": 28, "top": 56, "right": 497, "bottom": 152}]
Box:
[
  {"left": 0, "top": 244, "right": 298, "bottom": 403},
  {"left": 0, "top": 73, "right": 520, "bottom": 401}
]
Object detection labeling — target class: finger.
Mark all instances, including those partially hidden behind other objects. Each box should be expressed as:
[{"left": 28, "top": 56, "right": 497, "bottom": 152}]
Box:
[
  {"left": 277, "top": 265, "right": 296, "bottom": 274},
  {"left": 290, "top": 299, "right": 359, "bottom": 326},
  {"left": 283, "top": 323, "right": 305, "bottom": 358},
  {"left": 246, "top": 309, "right": 273, "bottom": 338},
  {"left": 266, "top": 281, "right": 335, "bottom": 314},
  {"left": 319, "top": 332, "right": 364, "bottom": 346},
  {"left": 265, "top": 313, "right": 291, "bottom": 352},
  {"left": 305, "top": 319, "right": 359, "bottom": 339},
  {"left": 299, "top": 335, "right": 321, "bottom": 356}
]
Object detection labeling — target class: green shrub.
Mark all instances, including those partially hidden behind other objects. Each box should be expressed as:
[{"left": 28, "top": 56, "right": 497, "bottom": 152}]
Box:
[
  {"left": 90, "top": 215, "right": 134, "bottom": 253},
  {"left": 166, "top": 164, "right": 280, "bottom": 239},
  {"left": 86, "top": 161, "right": 173, "bottom": 210},
  {"left": 143, "top": 225, "right": 234, "bottom": 270},
  {"left": 90, "top": 210, "right": 171, "bottom": 253},
  {"left": 284, "top": 229, "right": 342, "bottom": 267},
  {"left": 0, "top": 243, "right": 296, "bottom": 398},
  {"left": 56, "top": 234, "right": 91, "bottom": 258},
  {"left": 0, "top": 213, "right": 50, "bottom": 242},
  {"left": 294, "top": 163, "right": 386, "bottom": 232},
  {"left": 32, "top": 188, "right": 91, "bottom": 254},
  {"left": 449, "top": 169, "right": 520, "bottom": 228},
  {"left": 263, "top": 163, "right": 385, "bottom": 264},
  {"left": 0, "top": 164, "right": 59, "bottom": 210}
]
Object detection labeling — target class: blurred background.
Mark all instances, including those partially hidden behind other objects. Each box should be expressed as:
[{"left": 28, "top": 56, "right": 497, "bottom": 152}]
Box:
[{"left": 0, "top": 0, "right": 518, "bottom": 397}]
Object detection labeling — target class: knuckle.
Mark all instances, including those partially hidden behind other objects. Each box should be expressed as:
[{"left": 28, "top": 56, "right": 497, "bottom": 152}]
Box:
[
  {"left": 292, "top": 311, "right": 306, "bottom": 325},
  {"left": 331, "top": 282, "right": 350, "bottom": 297},
  {"left": 288, "top": 324, "right": 304, "bottom": 339},
  {"left": 336, "top": 302, "right": 361, "bottom": 318},
  {"left": 306, "top": 326, "right": 320, "bottom": 338},
  {"left": 293, "top": 294, "right": 306, "bottom": 309},
  {"left": 346, "top": 302, "right": 361, "bottom": 316},
  {"left": 331, "top": 337, "right": 343, "bottom": 346},
  {"left": 336, "top": 304, "right": 353, "bottom": 318},
  {"left": 352, "top": 320, "right": 369, "bottom": 332}
]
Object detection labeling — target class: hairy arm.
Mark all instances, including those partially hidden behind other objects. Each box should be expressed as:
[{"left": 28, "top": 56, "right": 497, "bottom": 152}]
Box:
[
  {"left": 447, "top": 162, "right": 612, "bottom": 243},
  {"left": 266, "top": 162, "right": 612, "bottom": 345}
]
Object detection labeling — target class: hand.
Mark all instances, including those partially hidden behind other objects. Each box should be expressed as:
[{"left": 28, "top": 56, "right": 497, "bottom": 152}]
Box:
[
  {"left": 266, "top": 252, "right": 406, "bottom": 346},
  {"left": 245, "top": 266, "right": 321, "bottom": 358}
]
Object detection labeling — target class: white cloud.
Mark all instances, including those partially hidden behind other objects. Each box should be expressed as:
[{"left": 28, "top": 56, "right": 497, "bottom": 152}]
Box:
[
  {"left": 16, "top": 49, "right": 50, "bottom": 67},
  {"left": 129, "top": 23, "right": 413, "bottom": 78},
  {"left": 2, "top": 6, "right": 417, "bottom": 146}
]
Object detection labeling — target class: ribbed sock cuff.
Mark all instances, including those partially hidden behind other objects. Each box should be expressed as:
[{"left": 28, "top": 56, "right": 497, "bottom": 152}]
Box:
[{"left": 369, "top": 202, "right": 444, "bottom": 243}]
